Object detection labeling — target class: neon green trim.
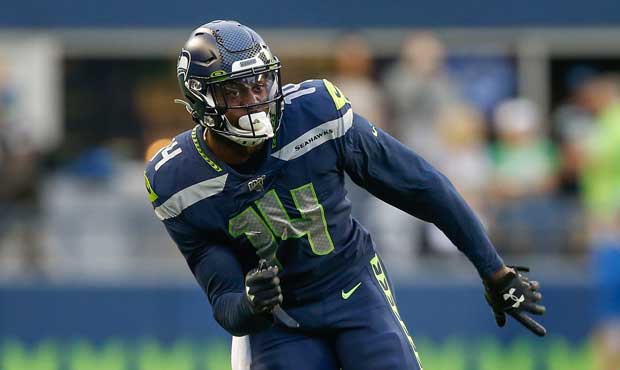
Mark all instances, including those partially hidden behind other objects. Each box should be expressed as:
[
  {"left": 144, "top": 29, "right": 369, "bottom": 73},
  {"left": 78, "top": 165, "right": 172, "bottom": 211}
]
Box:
[
  {"left": 371, "top": 255, "right": 424, "bottom": 369},
  {"left": 228, "top": 207, "right": 282, "bottom": 269},
  {"left": 144, "top": 172, "right": 158, "bottom": 203},
  {"left": 323, "top": 79, "right": 349, "bottom": 110},
  {"left": 191, "top": 126, "right": 223, "bottom": 172},
  {"left": 253, "top": 183, "right": 335, "bottom": 256},
  {"left": 291, "top": 183, "right": 335, "bottom": 255},
  {"left": 233, "top": 182, "right": 335, "bottom": 269},
  {"left": 229, "top": 207, "right": 261, "bottom": 237}
]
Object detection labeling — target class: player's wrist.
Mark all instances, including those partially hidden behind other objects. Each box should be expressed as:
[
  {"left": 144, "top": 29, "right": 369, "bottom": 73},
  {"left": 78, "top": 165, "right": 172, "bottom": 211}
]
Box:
[
  {"left": 487, "top": 265, "right": 514, "bottom": 285},
  {"left": 240, "top": 291, "right": 265, "bottom": 316},
  {"left": 235, "top": 292, "right": 274, "bottom": 333}
]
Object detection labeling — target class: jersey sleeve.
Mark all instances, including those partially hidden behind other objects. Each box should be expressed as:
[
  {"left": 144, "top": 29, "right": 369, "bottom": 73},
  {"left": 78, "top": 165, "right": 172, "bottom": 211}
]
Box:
[
  {"left": 162, "top": 218, "right": 271, "bottom": 336},
  {"left": 341, "top": 111, "right": 504, "bottom": 278},
  {"left": 144, "top": 149, "right": 271, "bottom": 336}
]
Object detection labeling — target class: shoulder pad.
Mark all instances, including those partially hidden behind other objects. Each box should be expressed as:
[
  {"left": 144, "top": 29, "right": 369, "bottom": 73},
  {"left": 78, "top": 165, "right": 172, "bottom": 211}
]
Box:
[
  {"left": 282, "top": 79, "right": 351, "bottom": 126},
  {"left": 272, "top": 80, "right": 354, "bottom": 161},
  {"left": 144, "top": 129, "right": 212, "bottom": 207}
]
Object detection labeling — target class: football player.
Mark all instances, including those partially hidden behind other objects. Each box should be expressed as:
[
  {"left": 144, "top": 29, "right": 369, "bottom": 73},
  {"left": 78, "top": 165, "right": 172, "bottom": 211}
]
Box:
[{"left": 144, "top": 20, "right": 546, "bottom": 370}]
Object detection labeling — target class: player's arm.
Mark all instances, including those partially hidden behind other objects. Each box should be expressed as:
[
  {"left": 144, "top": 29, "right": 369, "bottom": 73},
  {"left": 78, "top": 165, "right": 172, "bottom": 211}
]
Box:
[
  {"left": 341, "top": 112, "right": 503, "bottom": 278},
  {"left": 163, "top": 218, "right": 282, "bottom": 336},
  {"left": 144, "top": 146, "right": 281, "bottom": 336},
  {"left": 340, "top": 112, "right": 546, "bottom": 335}
]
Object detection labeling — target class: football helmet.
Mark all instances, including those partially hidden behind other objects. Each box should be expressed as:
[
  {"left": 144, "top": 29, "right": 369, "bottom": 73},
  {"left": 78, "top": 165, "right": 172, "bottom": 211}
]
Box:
[{"left": 175, "top": 20, "right": 283, "bottom": 147}]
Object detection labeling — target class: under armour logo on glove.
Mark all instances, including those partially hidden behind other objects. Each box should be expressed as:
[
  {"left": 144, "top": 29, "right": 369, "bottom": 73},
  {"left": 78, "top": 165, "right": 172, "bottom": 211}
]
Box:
[
  {"left": 503, "top": 288, "right": 525, "bottom": 308},
  {"left": 484, "top": 266, "right": 546, "bottom": 336}
]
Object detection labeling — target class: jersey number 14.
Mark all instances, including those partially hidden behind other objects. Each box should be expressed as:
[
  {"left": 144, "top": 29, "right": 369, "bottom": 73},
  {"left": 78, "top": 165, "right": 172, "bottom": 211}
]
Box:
[{"left": 229, "top": 183, "right": 335, "bottom": 265}]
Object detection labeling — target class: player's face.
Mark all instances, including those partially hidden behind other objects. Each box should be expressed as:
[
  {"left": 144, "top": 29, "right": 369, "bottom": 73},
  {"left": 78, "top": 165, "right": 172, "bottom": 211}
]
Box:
[{"left": 213, "top": 73, "right": 274, "bottom": 128}]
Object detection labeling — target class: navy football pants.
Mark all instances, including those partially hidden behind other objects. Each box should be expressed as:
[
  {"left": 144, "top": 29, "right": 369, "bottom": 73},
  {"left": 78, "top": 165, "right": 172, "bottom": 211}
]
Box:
[{"left": 239, "top": 254, "right": 423, "bottom": 370}]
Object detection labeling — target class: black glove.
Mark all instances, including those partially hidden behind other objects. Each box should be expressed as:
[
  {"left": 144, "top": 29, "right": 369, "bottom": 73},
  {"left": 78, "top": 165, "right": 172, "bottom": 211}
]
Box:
[
  {"left": 244, "top": 265, "right": 283, "bottom": 314},
  {"left": 484, "top": 266, "right": 547, "bottom": 336}
]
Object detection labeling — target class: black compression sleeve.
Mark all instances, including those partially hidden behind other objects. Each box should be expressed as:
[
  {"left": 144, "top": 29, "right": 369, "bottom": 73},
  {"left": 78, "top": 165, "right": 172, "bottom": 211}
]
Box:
[
  {"left": 192, "top": 246, "right": 273, "bottom": 336},
  {"left": 211, "top": 292, "right": 273, "bottom": 336}
]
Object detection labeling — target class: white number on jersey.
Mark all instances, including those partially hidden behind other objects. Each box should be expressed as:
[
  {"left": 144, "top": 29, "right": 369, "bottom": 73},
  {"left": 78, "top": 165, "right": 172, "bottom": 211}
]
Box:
[{"left": 153, "top": 139, "right": 182, "bottom": 171}]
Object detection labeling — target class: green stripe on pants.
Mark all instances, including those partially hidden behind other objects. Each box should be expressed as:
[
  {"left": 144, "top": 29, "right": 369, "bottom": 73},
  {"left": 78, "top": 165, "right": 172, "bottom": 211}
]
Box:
[{"left": 370, "top": 254, "right": 424, "bottom": 369}]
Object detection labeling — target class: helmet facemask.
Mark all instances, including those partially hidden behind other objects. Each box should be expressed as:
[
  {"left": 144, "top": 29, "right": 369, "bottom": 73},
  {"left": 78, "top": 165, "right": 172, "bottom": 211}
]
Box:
[{"left": 178, "top": 60, "right": 283, "bottom": 147}]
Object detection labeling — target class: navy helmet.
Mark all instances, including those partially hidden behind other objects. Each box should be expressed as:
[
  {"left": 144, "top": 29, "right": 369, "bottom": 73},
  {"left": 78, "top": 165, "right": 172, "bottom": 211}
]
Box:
[{"left": 175, "top": 20, "right": 283, "bottom": 147}]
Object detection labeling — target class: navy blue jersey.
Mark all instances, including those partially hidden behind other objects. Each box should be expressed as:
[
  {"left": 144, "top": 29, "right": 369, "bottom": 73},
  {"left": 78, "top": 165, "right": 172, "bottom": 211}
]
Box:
[{"left": 145, "top": 79, "right": 503, "bottom": 331}]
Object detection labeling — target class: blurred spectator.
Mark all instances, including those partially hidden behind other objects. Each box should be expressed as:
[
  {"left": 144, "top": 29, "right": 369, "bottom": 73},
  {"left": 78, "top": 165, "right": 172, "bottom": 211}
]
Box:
[
  {"left": 371, "top": 32, "right": 463, "bottom": 269},
  {"left": 0, "top": 61, "right": 44, "bottom": 279},
  {"left": 329, "top": 33, "right": 386, "bottom": 237},
  {"left": 424, "top": 104, "right": 492, "bottom": 254},
  {"left": 327, "top": 33, "right": 407, "bottom": 267},
  {"left": 551, "top": 69, "right": 601, "bottom": 253},
  {"left": 578, "top": 75, "right": 620, "bottom": 370},
  {"left": 488, "top": 98, "right": 561, "bottom": 253},
  {"left": 331, "top": 33, "right": 386, "bottom": 130},
  {"left": 435, "top": 104, "right": 491, "bottom": 214},
  {"left": 382, "top": 32, "right": 461, "bottom": 160},
  {"left": 490, "top": 98, "right": 558, "bottom": 200},
  {"left": 579, "top": 75, "right": 620, "bottom": 225},
  {"left": 553, "top": 67, "right": 600, "bottom": 196}
]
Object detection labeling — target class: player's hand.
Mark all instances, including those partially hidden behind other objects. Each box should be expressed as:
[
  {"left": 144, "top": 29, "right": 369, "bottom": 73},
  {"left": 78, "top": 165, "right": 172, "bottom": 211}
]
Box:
[
  {"left": 483, "top": 266, "right": 547, "bottom": 336},
  {"left": 244, "top": 265, "right": 283, "bottom": 314}
]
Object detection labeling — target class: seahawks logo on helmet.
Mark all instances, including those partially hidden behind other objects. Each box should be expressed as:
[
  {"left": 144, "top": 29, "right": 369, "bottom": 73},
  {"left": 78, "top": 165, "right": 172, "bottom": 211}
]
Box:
[{"left": 177, "top": 49, "right": 191, "bottom": 80}]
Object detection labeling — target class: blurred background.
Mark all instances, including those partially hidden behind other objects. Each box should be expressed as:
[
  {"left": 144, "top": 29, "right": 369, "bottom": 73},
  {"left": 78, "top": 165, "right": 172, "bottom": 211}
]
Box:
[{"left": 1, "top": 1, "right": 620, "bottom": 369}]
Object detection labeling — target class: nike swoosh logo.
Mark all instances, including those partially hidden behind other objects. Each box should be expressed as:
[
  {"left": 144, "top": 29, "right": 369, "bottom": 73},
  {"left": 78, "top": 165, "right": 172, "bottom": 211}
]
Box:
[{"left": 341, "top": 282, "right": 362, "bottom": 300}]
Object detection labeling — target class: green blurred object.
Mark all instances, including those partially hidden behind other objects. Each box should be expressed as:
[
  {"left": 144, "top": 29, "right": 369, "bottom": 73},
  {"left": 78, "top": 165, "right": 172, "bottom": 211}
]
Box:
[
  {"left": 68, "top": 341, "right": 127, "bottom": 370},
  {"left": 476, "top": 338, "right": 536, "bottom": 370},
  {"left": 417, "top": 337, "right": 467, "bottom": 370},
  {"left": 135, "top": 340, "right": 195, "bottom": 370},
  {"left": 545, "top": 337, "right": 595, "bottom": 370},
  {"left": 0, "top": 337, "right": 601, "bottom": 370},
  {"left": 582, "top": 102, "right": 620, "bottom": 219},
  {"left": 1, "top": 340, "right": 60, "bottom": 370}
]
